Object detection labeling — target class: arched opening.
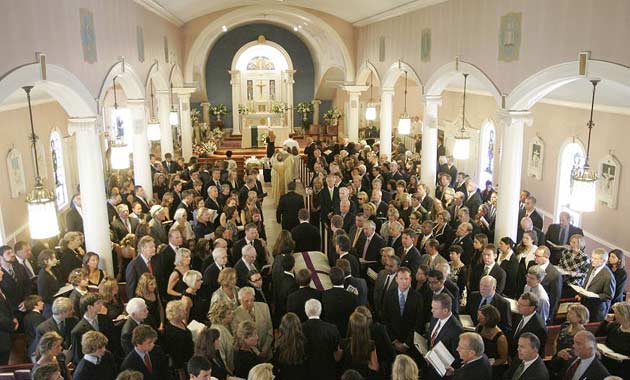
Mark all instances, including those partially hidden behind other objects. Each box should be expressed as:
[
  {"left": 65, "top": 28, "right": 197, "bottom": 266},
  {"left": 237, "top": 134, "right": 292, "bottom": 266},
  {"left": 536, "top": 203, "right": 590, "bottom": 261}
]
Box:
[
  {"left": 554, "top": 139, "right": 586, "bottom": 226},
  {"left": 356, "top": 62, "right": 381, "bottom": 138}
]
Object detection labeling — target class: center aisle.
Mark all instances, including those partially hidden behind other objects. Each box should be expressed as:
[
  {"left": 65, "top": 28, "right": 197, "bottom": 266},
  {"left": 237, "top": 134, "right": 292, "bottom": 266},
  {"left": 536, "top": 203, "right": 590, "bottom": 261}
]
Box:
[{"left": 260, "top": 176, "right": 307, "bottom": 250}]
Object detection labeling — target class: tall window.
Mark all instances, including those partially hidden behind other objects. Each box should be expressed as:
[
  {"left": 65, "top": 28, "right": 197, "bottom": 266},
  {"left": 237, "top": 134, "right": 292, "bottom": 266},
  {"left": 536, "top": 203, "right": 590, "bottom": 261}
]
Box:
[
  {"left": 555, "top": 141, "right": 585, "bottom": 226},
  {"left": 50, "top": 130, "right": 68, "bottom": 209},
  {"left": 478, "top": 121, "right": 496, "bottom": 187}
]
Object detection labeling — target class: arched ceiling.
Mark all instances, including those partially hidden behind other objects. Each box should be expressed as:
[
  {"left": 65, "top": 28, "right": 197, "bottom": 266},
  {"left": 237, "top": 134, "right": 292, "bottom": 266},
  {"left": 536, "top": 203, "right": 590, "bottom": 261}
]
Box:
[{"left": 147, "top": 0, "right": 445, "bottom": 25}]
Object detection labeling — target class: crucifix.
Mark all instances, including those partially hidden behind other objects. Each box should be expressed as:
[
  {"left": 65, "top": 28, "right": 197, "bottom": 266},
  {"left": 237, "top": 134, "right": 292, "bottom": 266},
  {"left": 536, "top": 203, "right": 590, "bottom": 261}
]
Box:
[{"left": 256, "top": 80, "right": 267, "bottom": 97}]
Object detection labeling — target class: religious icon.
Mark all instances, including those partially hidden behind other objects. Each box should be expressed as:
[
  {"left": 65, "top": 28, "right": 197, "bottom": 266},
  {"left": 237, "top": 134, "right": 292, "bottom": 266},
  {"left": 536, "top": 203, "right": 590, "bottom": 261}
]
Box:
[
  {"left": 499, "top": 12, "right": 522, "bottom": 62},
  {"left": 598, "top": 154, "right": 621, "bottom": 209},
  {"left": 80, "top": 8, "right": 97, "bottom": 63},
  {"left": 7, "top": 148, "right": 26, "bottom": 198},
  {"left": 256, "top": 81, "right": 267, "bottom": 97},
  {"left": 421, "top": 29, "right": 431, "bottom": 62},
  {"left": 485, "top": 129, "right": 495, "bottom": 174},
  {"left": 247, "top": 80, "right": 253, "bottom": 101},
  {"left": 527, "top": 136, "right": 545, "bottom": 180},
  {"left": 137, "top": 26, "right": 145, "bottom": 63},
  {"left": 269, "top": 80, "right": 276, "bottom": 100}
]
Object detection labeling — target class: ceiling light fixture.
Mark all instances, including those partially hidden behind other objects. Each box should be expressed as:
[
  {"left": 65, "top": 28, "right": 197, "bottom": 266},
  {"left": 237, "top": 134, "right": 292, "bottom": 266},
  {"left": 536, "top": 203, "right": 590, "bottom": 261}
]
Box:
[
  {"left": 222, "top": 25, "right": 228, "bottom": 32},
  {"left": 570, "top": 79, "right": 600, "bottom": 212},
  {"left": 397, "top": 71, "right": 411, "bottom": 135},
  {"left": 23, "top": 86, "right": 60, "bottom": 239},
  {"left": 147, "top": 78, "right": 161, "bottom": 141},
  {"left": 365, "top": 71, "right": 377, "bottom": 123},
  {"left": 453, "top": 73, "right": 471, "bottom": 160}
]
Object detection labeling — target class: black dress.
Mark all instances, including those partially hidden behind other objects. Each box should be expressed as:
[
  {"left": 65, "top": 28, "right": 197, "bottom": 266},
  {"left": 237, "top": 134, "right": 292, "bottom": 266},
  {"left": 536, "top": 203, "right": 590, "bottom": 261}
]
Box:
[
  {"left": 610, "top": 266, "right": 627, "bottom": 304},
  {"left": 37, "top": 269, "right": 61, "bottom": 307},
  {"left": 476, "top": 327, "right": 507, "bottom": 380},
  {"left": 183, "top": 290, "right": 208, "bottom": 324},
  {"left": 234, "top": 348, "right": 261, "bottom": 378},
  {"left": 339, "top": 338, "right": 377, "bottom": 379},
  {"left": 266, "top": 137, "right": 275, "bottom": 158},
  {"left": 273, "top": 350, "right": 308, "bottom": 380},
  {"left": 162, "top": 323, "right": 194, "bottom": 370},
  {"left": 142, "top": 297, "right": 161, "bottom": 331},
  {"left": 169, "top": 268, "right": 187, "bottom": 301}
]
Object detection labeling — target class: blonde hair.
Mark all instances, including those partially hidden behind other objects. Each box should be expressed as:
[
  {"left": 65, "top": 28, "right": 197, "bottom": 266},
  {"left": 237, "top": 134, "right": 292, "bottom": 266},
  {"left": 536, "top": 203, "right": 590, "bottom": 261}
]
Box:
[
  {"left": 234, "top": 320, "right": 257, "bottom": 349},
  {"left": 98, "top": 277, "right": 119, "bottom": 303},
  {"left": 135, "top": 273, "right": 157, "bottom": 299},
  {"left": 247, "top": 363, "right": 274, "bottom": 380},
  {"left": 165, "top": 300, "right": 186, "bottom": 322},
  {"left": 613, "top": 302, "right": 630, "bottom": 325},
  {"left": 217, "top": 267, "right": 237, "bottom": 287},
  {"left": 392, "top": 354, "right": 419, "bottom": 380},
  {"left": 183, "top": 270, "right": 202, "bottom": 288},
  {"left": 174, "top": 248, "right": 191, "bottom": 266},
  {"left": 208, "top": 299, "right": 233, "bottom": 324},
  {"left": 81, "top": 331, "right": 108, "bottom": 355},
  {"left": 567, "top": 304, "right": 590, "bottom": 324}
]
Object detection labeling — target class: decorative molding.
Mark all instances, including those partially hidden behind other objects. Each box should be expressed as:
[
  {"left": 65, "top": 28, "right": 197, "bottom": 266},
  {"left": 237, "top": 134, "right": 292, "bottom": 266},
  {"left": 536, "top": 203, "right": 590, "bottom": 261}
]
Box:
[
  {"left": 352, "top": 0, "right": 447, "bottom": 27},
  {"left": 0, "top": 97, "right": 56, "bottom": 113},
  {"left": 132, "top": 0, "right": 184, "bottom": 27}
]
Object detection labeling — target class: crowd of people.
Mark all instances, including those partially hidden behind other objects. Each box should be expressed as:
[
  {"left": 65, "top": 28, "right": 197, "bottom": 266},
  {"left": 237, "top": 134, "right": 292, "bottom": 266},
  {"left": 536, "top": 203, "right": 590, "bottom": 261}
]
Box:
[{"left": 0, "top": 136, "right": 628, "bottom": 380}]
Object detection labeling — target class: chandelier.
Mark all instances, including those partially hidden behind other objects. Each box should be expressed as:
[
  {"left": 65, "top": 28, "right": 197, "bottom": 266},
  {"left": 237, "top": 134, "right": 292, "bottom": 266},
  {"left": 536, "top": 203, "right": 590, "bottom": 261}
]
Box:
[
  {"left": 365, "top": 71, "right": 377, "bottom": 122},
  {"left": 453, "top": 73, "right": 471, "bottom": 160},
  {"left": 23, "top": 86, "right": 60, "bottom": 239},
  {"left": 397, "top": 71, "right": 411, "bottom": 135},
  {"left": 570, "top": 79, "right": 600, "bottom": 212}
]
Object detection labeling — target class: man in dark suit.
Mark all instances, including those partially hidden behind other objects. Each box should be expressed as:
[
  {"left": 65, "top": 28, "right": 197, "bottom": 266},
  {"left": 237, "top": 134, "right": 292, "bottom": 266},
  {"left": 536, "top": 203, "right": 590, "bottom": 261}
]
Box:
[
  {"left": 35, "top": 297, "right": 78, "bottom": 351},
  {"left": 336, "top": 200, "right": 355, "bottom": 234},
  {"left": 356, "top": 220, "right": 386, "bottom": 265},
  {"left": 335, "top": 235, "right": 361, "bottom": 281},
  {"left": 176, "top": 189, "right": 196, "bottom": 221},
  {"left": 531, "top": 246, "right": 563, "bottom": 325},
  {"left": 371, "top": 190, "right": 389, "bottom": 219},
  {"left": 337, "top": 258, "right": 368, "bottom": 305},
  {"left": 65, "top": 194, "right": 84, "bottom": 233},
  {"left": 400, "top": 229, "right": 422, "bottom": 277},
  {"left": 503, "top": 332, "right": 549, "bottom": 380},
  {"left": 286, "top": 269, "right": 321, "bottom": 322},
  {"left": 374, "top": 251, "right": 399, "bottom": 319},
  {"left": 0, "top": 269, "right": 17, "bottom": 365},
  {"left": 518, "top": 196, "right": 543, "bottom": 231},
  {"left": 382, "top": 267, "right": 425, "bottom": 354},
  {"left": 204, "top": 186, "right": 222, "bottom": 228},
  {"left": 517, "top": 217, "right": 546, "bottom": 248},
  {"left": 322, "top": 267, "right": 359, "bottom": 337},
  {"left": 70, "top": 294, "right": 115, "bottom": 364},
  {"left": 559, "top": 331, "right": 610, "bottom": 380},
  {"left": 120, "top": 325, "right": 169, "bottom": 380},
  {"left": 291, "top": 209, "right": 321, "bottom": 252},
  {"left": 453, "top": 332, "right": 492, "bottom": 379},
  {"left": 0, "top": 245, "right": 32, "bottom": 312},
  {"left": 464, "top": 181, "right": 483, "bottom": 219},
  {"left": 125, "top": 236, "right": 159, "bottom": 300},
  {"left": 544, "top": 211, "right": 584, "bottom": 264},
  {"left": 417, "top": 184, "right": 434, "bottom": 214},
  {"left": 156, "top": 229, "right": 183, "bottom": 299},
  {"left": 162, "top": 153, "right": 181, "bottom": 173},
  {"left": 426, "top": 269, "right": 459, "bottom": 316},
  {"left": 467, "top": 276, "right": 512, "bottom": 333},
  {"left": 319, "top": 175, "right": 340, "bottom": 224},
  {"left": 120, "top": 297, "right": 149, "bottom": 355},
  {"left": 111, "top": 204, "right": 139, "bottom": 243},
  {"left": 469, "top": 244, "right": 507, "bottom": 294},
  {"left": 232, "top": 223, "right": 267, "bottom": 268},
  {"left": 272, "top": 255, "right": 298, "bottom": 328},
  {"left": 234, "top": 245, "right": 258, "bottom": 288},
  {"left": 302, "top": 298, "right": 341, "bottom": 380},
  {"left": 450, "top": 223, "right": 475, "bottom": 265},
  {"left": 448, "top": 192, "right": 466, "bottom": 229},
  {"left": 425, "top": 293, "right": 463, "bottom": 380},
  {"left": 580, "top": 248, "right": 616, "bottom": 322},
  {"left": 276, "top": 181, "right": 305, "bottom": 231},
  {"left": 202, "top": 247, "right": 228, "bottom": 297},
  {"left": 72, "top": 331, "right": 117, "bottom": 380},
  {"left": 510, "top": 292, "right": 547, "bottom": 357},
  {"left": 106, "top": 191, "right": 122, "bottom": 225},
  {"left": 387, "top": 221, "right": 403, "bottom": 252},
  {"left": 133, "top": 185, "right": 151, "bottom": 214}
]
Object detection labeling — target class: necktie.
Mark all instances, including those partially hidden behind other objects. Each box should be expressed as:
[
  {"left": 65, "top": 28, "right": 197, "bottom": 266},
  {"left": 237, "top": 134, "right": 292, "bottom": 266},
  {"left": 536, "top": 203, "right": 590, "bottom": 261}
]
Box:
[
  {"left": 399, "top": 292, "right": 406, "bottom": 316},
  {"left": 96, "top": 356, "right": 101, "bottom": 365},
  {"left": 431, "top": 320, "right": 442, "bottom": 347},
  {"left": 384, "top": 275, "right": 393, "bottom": 293},
  {"left": 514, "top": 318, "right": 524, "bottom": 336},
  {"left": 483, "top": 266, "right": 490, "bottom": 276},
  {"left": 584, "top": 268, "right": 597, "bottom": 290},
  {"left": 362, "top": 238, "right": 371, "bottom": 259},
  {"left": 387, "top": 237, "right": 393, "bottom": 247},
  {"left": 511, "top": 361, "right": 525, "bottom": 380},
  {"left": 563, "top": 359, "right": 580, "bottom": 380},
  {"left": 559, "top": 227, "right": 567, "bottom": 245},
  {"left": 23, "top": 261, "right": 35, "bottom": 278},
  {"left": 92, "top": 317, "right": 99, "bottom": 332},
  {"left": 7, "top": 266, "right": 15, "bottom": 280},
  {"left": 480, "top": 298, "right": 488, "bottom": 307},
  {"left": 147, "top": 260, "right": 153, "bottom": 274},
  {"left": 59, "top": 320, "right": 66, "bottom": 335},
  {"left": 352, "top": 228, "right": 362, "bottom": 247},
  {"left": 143, "top": 353, "right": 152, "bottom": 372}
]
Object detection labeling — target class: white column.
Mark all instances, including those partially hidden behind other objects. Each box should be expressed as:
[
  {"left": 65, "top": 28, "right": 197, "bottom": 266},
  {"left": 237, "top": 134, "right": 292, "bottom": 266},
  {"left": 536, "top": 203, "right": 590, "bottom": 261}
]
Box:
[
  {"left": 229, "top": 70, "right": 242, "bottom": 135},
  {"left": 379, "top": 88, "right": 395, "bottom": 160},
  {"left": 175, "top": 87, "right": 196, "bottom": 161},
  {"left": 312, "top": 99, "right": 321, "bottom": 126},
  {"left": 201, "top": 102, "right": 211, "bottom": 124},
  {"left": 128, "top": 99, "right": 153, "bottom": 201},
  {"left": 157, "top": 92, "right": 174, "bottom": 159},
  {"left": 68, "top": 118, "right": 113, "bottom": 275},
  {"left": 494, "top": 110, "right": 533, "bottom": 243},
  {"left": 341, "top": 85, "right": 369, "bottom": 143},
  {"left": 421, "top": 95, "right": 442, "bottom": 195},
  {"left": 286, "top": 70, "right": 295, "bottom": 131}
]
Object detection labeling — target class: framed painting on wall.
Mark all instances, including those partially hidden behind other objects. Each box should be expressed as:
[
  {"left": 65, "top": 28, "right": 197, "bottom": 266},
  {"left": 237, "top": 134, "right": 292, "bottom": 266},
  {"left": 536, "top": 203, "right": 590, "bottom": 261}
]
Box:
[
  {"left": 7, "top": 148, "right": 26, "bottom": 198},
  {"left": 597, "top": 154, "right": 621, "bottom": 209},
  {"left": 527, "top": 135, "right": 544, "bottom": 180}
]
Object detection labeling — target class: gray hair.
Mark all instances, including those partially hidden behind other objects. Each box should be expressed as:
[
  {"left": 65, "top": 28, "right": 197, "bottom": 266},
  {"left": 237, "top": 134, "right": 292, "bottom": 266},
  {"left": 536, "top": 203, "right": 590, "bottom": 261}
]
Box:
[
  {"left": 480, "top": 275, "right": 497, "bottom": 288},
  {"left": 212, "top": 247, "right": 227, "bottom": 261},
  {"left": 527, "top": 265, "right": 546, "bottom": 281},
  {"left": 591, "top": 248, "right": 609, "bottom": 262},
  {"left": 173, "top": 208, "right": 187, "bottom": 220},
  {"left": 365, "top": 220, "right": 376, "bottom": 231},
  {"left": 436, "top": 263, "right": 451, "bottom": 276},
  {"left": 461, "top": 332, "right": 485, "bottom": 356},
  {"left": 390, "top": 221, "right": 403, "bottom": 233},
  {"left": 241, "top": 244, "right": 257, "bottom": 257},
  {"left": 305, "top": 298, "right": 322, "bottom": 318},
  {"left": 52, "top": 297, "right": 73, "bottom": 316},
  {"left": 575, "top": 330, "right": 597, "bottom": 349},
  {"left": 238, "top": 286, "right": 255, "bottom": 301},
  {"left": 182, "top": 270, "right": 202, "bottom": 288},
  {"left": 125, "top": 297, "right": 147, "bottom": 316}
]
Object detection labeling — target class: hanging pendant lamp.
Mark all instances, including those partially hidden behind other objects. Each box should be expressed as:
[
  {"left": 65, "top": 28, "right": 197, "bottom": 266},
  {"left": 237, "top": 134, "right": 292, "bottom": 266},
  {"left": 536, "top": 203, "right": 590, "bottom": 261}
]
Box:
[
  {"left": 570, "top": 79, "right": 600, "bottom": 212},
  {"left": 453, "top": 73, "right": 471, "bottom": 160},
  {"left": 110, "top": 76, "right": 130, "bottom": 169},
  {"left": 169, "top": 82, "right": 179, "bottom": 126},
  {"left": 397, "top": 71, "right": 411, "bottom": 135},
  {"left": 147, "top": 78, "right": 161, "bottom": 141},
  {"left": 365, "top": 71, "right": 377, "bottom": 122},
  {"left": 23, "top": 86, "right": 60, "bottom": 239}
]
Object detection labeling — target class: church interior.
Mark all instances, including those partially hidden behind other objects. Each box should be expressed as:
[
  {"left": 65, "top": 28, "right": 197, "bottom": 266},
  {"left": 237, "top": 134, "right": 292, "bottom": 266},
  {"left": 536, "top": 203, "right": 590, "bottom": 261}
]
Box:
[{"left": 0, "top": 1, "right": 629, "bottom": 379}]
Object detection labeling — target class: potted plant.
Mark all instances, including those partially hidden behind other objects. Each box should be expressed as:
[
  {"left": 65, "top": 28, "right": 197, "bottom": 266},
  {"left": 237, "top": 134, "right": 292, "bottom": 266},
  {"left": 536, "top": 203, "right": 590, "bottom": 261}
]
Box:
[
  {"left": 296, "top": 101, "right": 312, "bottom": 130},
  {"left": 323, "top": 107, "right": 343, "bottom": 127},
  {"left": 237, "top": 104, "right": 249, "bottom": 115},
  {"left": 211, "top": 104, "right": 229, "bottom": 122}
]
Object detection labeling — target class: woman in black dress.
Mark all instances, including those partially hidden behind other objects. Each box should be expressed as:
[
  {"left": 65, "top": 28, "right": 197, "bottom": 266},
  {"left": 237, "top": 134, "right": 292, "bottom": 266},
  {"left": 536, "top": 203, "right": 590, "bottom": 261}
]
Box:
[
  {"left": 497, "top": 237, "right": 520, "bottom": 299},
  {"left": 339, "top": 312, "right": 379, "bottom": 379},
  {"left": 475, "top": 305, "right": 508, "bottom": 380},
  {"left": 166, "top": 248, "right": 191, "bottom": 300},
  {"left": 264, "top": 130, "right": 276, "bottom": 182},
  {"left": 355, "top": 306, "right": 395, "bottom": 377},
  {"left": 182, "top": 270, "right": 208, "bottom": 323},
  {"left": 194, "top": 327, "right": 230, "bottom": 380},
  {"left": 273, "top": 313, "right": 307, "bottom": 379},
  {"left": 163, "top": 300, "right": 194, "bottom": 377},
  {"left": 233, "top": 320, "right": 262, "bottom": 378},
  {"left": 595, "top": 302, "right": 630, "bottom": 377},
  {"left": 135, "top": 273, "right": 163, "bottom": 331},
  {"left": 82, "top": 251, "right": 105, "bottom": 286},
  {"left": 36, "top": 249, "right": 61, "bottom": 318},
  {"left": 608, "top": 249, "right": 627, "bottom": 304},
  {"left": 58, "top": 231, "right": 85, "bottom": 282}
]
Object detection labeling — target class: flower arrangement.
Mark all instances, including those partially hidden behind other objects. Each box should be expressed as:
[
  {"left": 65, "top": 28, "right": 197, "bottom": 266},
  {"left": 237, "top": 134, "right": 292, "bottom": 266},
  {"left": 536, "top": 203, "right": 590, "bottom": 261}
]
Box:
[
  {"left": 190, "top": 108, "right": 201, "bottom": 126},
  {"left": 323, "top": 107, "right": 343, "bottom": 122},
  {"left": 271, "top": 102, "right": 289, "bottom": 114},
  {"left": 192, "top": 141, "right": 218, "bottom": 157},
  {"left": 238, "top": 104, "right": 249, "bottom": 115},
  {"left": 244, "top": 155, "right": 262, "bottom": 171},
  {"left": 211, "top": 104, "right": 229, "bottom": 121},
  {"left": 260, "top": 131, "right": 268, "bottom": 145},
  {"left": 296, "top": 102, "right": 312, "bottom": 114}
]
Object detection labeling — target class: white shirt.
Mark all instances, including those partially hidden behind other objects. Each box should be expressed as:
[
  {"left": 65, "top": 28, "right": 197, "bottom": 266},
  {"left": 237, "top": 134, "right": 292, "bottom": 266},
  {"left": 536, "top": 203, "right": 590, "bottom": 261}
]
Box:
[
  {"left": 83, "top": 354, "right": 100, "bottom": 365},
  {"left": 498, "top": 249, "right": 513, "bottom": 265},
  {"left": 16, "top": 256, "right": 35, "bottom": 278},
  {"left": 585, "top": 265, "right": 605, "bottom": 290},
  {"left": 431, "top": 313, "right": 452, "bottom": 338},
  {"left": 572, "top": 355, "right": 596, "bottom": 380},
  {"left": 520, "top": 355, "right": 539, "bottom": 374},
  {"left": 516, "top": 313, "right": 535, "bottom": 334}
]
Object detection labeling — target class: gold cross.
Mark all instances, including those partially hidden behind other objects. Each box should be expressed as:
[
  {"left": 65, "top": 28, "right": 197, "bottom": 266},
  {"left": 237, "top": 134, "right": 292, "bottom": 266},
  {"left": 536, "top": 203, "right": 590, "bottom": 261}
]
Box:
[{"left": 256, "top": 81, "right": 266, "bottom": 97}]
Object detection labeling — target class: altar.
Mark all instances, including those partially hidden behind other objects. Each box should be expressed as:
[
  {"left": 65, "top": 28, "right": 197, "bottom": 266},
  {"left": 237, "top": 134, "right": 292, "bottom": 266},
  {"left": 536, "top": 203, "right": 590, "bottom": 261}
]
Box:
[{"left": 242, "top": 125, "right": 290, "bottom": 149}]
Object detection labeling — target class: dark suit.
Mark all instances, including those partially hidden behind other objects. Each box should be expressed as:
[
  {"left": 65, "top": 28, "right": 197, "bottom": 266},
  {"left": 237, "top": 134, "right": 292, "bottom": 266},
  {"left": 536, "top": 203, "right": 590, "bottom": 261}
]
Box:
[
  {"left": 272, "top": 272, "right": 298, "bottom": 327},
  {"left": 291, "top": 222, "right": 322, "bottom": 252},
  {"left": 1, "top": 264, "right": 31, "bottom": 311},
  {"left": 65, "top": 207, "right": 84, "bottom": 233},
  {"left": 231, "top": 238, "right": 266, "bottom": 269},
  {"left": 469, "top": 263, "right": 506, "bottom": 294},
  {"left": 374, "top": 271, "right": 397, "bottom": 318},
  {"left": 451, "top": 234, "right": 474, "bottom": 265},
  {"left": 544, "top": 223, "right": 583, "bottom": 263},
  {"left": 120, "top": 345, "right": 171, "bottom": 380},
  {"left": 35, "top": 316, "right": 79, "bottom": 350},
  {"left": 344, "top": 275, "right": 368, "bottom": 305},
  {"left": 234, "top": 259, "right": 256, "bottom": 288},
  {"left": 517, "top": 227, "right": 545, "bottom": 248},
  {"left": 302, "top": 318, "right": 341, "bottom": 380},
  {"left": 339, "top": 252, "right": 361, "bottom": 279},
  {"left": 562, "top": 357, "right": 610, "bottom": 380},
  {"left": 133, "top": 195, "right": 151, "bottom": 214},
  {"left": 276, "top": 191, "right": 305, "bottom": 231},
  {"left": 500, "top": 254, "right": 521, "bottom": 298},
  {"left": 356, "top": 233, "right": 386, "bottom": 263},
  {"left": 541, "top": 263, "right": 563, "bottom": 324},
  {"left": 73, "top": 351, "right": 118, "bottom": 380},
  {"left": 125, "top": 255, "right": 158, "bottom": 300},
  {"left": 0, "top": 292, "right": 14, "bottom": 364},
  {"left": 162, "top": 160, "right": 181, "bottom": 173},
  {"left": 466, "top": 291, "right": 512, "bottom": 332},
  {"left": 120, "top": 318, "right": 140, "bottom": 355},
  {"left": 503, "top": 356, "right": 549, "bottom": 380},
  {"left": 454, "top": 355, "right": 492, "bottom": 379},
  {"left": 374, "top": 201, "right": 389, "bottom": 219},
  {"left": 286, "top": 287, "right": 321, "bottom": 322},
  {"left": 70, "top": 315, "right": 115, "bottom": 364},
  {"left": 202, "top": 263, "right": 222, "bottom": 297},
  {"left": 321, "top": 287, "right": 359, "bottom": 337},
  {"left": 425, "top": 315, "right": 463, "bottom": 380},
  {"left": 464, "top": 191, "right": 483, "bottom": 219},
  {"left": 581, "top": 265, "right": 616, "bottom": 322},
  {"left": 111, "top": 217, "right": 139, "bottom": 242},
  {"left": 24, "top": 310, "right": 45, "bottom": 358},
  {"left": 400, "top": 246, "right": 422, "bottom": 278},
  {"left": 510, "top": 314, "right": 547, "bottom": 357},
  {"left": 319, "top": 187, "right": 340, "bottom": 223},
  {"left": 518, "top": 209, "right": 544, "bottom": 231},
  {"left": 176, "top": 201, "right": 195, "bottom": 222},
  {"left": 156, "top": 245, "right": 177, "bottom": 298},
  {"left": 382, "top": 288, "right": 425, "bottom": 344},
  {"left": 338, "top": 212, "right": 355, "bottom": 234}
]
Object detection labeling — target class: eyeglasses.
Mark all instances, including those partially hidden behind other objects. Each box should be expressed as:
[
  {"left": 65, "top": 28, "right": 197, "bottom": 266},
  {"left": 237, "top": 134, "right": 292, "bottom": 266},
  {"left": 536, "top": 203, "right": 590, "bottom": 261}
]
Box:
[{"left": 250, "top": 277, "right": 262, "bottom": 282}]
